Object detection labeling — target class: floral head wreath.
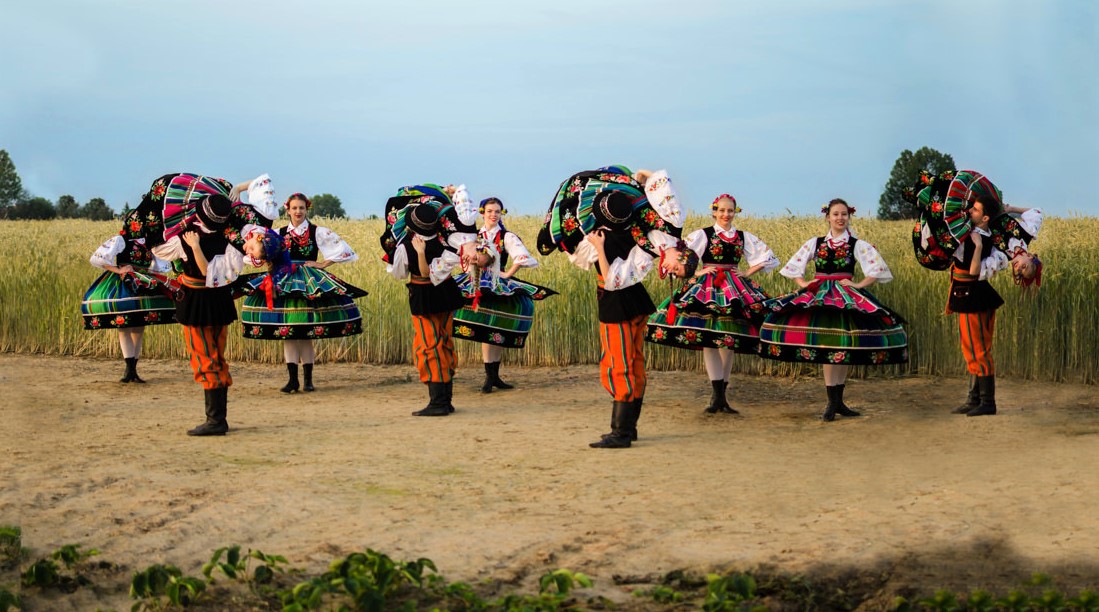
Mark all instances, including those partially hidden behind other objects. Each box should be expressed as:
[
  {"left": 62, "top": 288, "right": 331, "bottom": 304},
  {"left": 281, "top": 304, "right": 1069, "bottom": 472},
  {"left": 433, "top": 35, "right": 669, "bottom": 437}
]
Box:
[
  {"left": 711, "top": 194, "right": 742, "bottom": 213},
  {"left": 658, "top": 240, "right": 699, "bottom": 280},
  {"left": 821, "top": 199, "right": 856, "bottom": 215},
  {"left": 478, "top": 197, "right": 507, "bottom": 215},
  {"left": 285, "top": 193, "right": 312, "bottom": 210}
]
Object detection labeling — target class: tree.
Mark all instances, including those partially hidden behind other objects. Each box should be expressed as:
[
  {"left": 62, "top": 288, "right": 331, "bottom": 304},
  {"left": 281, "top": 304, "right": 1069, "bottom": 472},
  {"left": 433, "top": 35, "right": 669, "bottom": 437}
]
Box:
[
  {"left": 56, "top": 195, "right": 80, "bottom": 218},
  {"left": 310, "top": 193, "right": 346, "bottom": 219},
  {"left": 878, "top": 147, "right": 956, "bottom": 219},
  {"left": 80, "top": 197, "right": 115, "bottom": 220},
  {"left": 10, "top": 196, "right": 57, "bottom": 220},
  {"left": 0, "top": 150, "right": 24, "bottom": 219}
]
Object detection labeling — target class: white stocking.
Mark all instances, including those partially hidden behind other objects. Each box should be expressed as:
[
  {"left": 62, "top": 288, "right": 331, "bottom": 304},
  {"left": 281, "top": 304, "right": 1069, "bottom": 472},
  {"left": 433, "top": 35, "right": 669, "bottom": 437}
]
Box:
[
  {"left": 482, "top": 343, "right": 503, "bottom": 364},
  {"left": 703, "top": 348, "right": 725, "bottom": 382},
  {"left": 118, "top": 328, "right": 143, "bottom": 359}
]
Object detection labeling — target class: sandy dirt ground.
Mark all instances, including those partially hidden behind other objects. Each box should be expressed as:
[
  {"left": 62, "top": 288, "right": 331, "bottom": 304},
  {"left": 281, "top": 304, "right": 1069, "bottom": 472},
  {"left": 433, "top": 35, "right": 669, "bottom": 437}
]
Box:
[{"left": 3, "top": 353, "right": 1099, "bottom": 610}]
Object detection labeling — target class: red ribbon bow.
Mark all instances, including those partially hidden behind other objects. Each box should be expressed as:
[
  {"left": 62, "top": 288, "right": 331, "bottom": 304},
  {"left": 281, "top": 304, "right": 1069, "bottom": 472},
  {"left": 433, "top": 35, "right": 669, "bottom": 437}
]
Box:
[{"left": 259, "top": 274, "right": 275, "bottom": 310}]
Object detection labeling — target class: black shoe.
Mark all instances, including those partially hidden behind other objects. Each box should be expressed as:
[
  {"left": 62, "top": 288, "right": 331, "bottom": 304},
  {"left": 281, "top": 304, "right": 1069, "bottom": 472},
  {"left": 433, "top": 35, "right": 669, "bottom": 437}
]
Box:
[
  {"left": 302, "top": 363, "right": 315, "bottom": 392},
  {"left": 480, "top": 362, "right": 493, "bottom": 394},
  {"left": 413, "top": 382, "right": 450, "bottom": 416},
  {"left": 188, "top": 388, "right": 229, "bottom": 436},
  {"left": 280, "top": 363, "right": 300, "bottom": 393},
  {"left": 821, "top": 386, "right": 837, "bottom": 422},
  {"left": 952, "top": 376, "right": 980, "bottom": 414},
  {"left": 967, "top": 376, "right": 997, "bottom": 417},
  {"left": 591, "top": 401, "right": 633, "bottom": 448},
  {"left": 489, "top": 362, "right": 513, "bottom": 390},
  {"left": 832, "top": 384, "right": 860, "bottom": 417},
  {"left": 120, "top": 357, "right": 136, "bottom": 383}
]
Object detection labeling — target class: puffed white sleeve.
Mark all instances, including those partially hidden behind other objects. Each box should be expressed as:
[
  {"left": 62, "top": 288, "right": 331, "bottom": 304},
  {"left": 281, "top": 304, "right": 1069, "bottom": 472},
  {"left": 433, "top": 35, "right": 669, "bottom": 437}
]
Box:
[
  {"left": 90, "top": 235, "right": 126, "bottom": 269},
  {"left": 742, "top": 231, "right": 780, "bottom": 272},
  {"left": 854, "top": 240, "right": 893, "bottom": 283},
  {"left": 646, "top": 228, "right": 679, "bottom": 253},
  {"left": 387, "top": 244, "right": 409, "bottom": 280},
  {"left": 604, "top": 244, "right": 655, "bottom": 290},
  {"left": 684, "top": 228, "right": 707, "bottom": 257},
  {"left": 503, "top": 232, "right": 538, "bottom": 269},
  {"left": 780, "top": 238, "right": 817, "bottom": 278},
  {"left": 1007, "top": 208, "right": 1044, "bottom": 255},
  {"left": 429, "top": 250, "right": 462, "bottom": 285},
  {"left": 315, "top": 226, "right": 359, "bottom": 264},
  {"left": 447, "top": 231, "right": 476, "bottom": 251},
  {"left": 979, "top": 248, "right": 1009, "bottom": 281},
  {"left": 569, "top": 240, "right": 598, "bottom": 270},
  {"left": 205, "top": 244, "right": 245, "bottom": 287},
  {"left": 151, "top": 236, "right": 186, "bottom": 263}
]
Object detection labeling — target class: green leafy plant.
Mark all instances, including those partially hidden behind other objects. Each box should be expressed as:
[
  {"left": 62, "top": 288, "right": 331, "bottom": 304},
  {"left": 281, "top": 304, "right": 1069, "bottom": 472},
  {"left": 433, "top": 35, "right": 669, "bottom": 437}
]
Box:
[
  {"left": 280, "top": 548, "right": 438, "bottom": 612},
  {"left": 634, "top": 584, "right": 684, "bottom": 604},
  {"left": 129, "top": 563, "right": 206, "bottom": 611},
  {"left": 703, "top": 572, "right": 762, "bottom": 611},
  {"left": 0, "top": 586, "right": 21, "bottom": 612},
  {"left": 21, "top": 558, "right": 59, "bottom": 588},
  {"left": 0, "top": 526, "right": 23, "bottom": 570}
]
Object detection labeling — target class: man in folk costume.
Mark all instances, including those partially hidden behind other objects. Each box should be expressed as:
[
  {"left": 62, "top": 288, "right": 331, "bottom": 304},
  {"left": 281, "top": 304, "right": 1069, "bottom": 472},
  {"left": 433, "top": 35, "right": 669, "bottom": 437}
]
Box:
[
  {"left": 387, "top": 204, "right": 469, "bottom": 416},
  {"left": 948, "top": 194, "right": 1008, "bottom": 417},
  {"left": 539, "top": 166, "right": 686, "bottom": 448},
  {"left": 152, "top": 194, "right": 250, "bottom": 435}
]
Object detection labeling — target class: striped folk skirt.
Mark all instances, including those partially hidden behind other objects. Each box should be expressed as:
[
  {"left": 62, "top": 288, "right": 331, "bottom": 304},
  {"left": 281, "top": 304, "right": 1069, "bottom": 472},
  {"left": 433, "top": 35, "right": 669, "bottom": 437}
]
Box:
[
  {"left": 452, "top": 272, "right": 555, "bottom": 348},
  {"left": 646, "top": 267, "right": 770, "bottom": 353},
  {"left": 240, "top": 265, "right": 366, "bottom": 340},
  {"left": 758, "top": 277, "right": 908, "bottom": 366},
  {"left": 81, "top": 271, "right": 178, "bottom": 330}
]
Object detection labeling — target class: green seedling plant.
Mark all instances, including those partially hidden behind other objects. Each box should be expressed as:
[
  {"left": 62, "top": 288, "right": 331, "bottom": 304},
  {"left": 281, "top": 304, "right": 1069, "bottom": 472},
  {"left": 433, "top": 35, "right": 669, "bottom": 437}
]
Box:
[
  {"left": 21, "top": 543, "right": 99, "bottom": 590},
  {"left": 0, "top": 526, "right": 24, "bottom": 571},
  {"left": 280, "top": 548, "right": 438, "bottom": 612},
  {"left": 129, "top": 563, "right": 206, "bottom": 611},
  {"left": 702, "top": 572, "right": 764, "bottom": 612}
]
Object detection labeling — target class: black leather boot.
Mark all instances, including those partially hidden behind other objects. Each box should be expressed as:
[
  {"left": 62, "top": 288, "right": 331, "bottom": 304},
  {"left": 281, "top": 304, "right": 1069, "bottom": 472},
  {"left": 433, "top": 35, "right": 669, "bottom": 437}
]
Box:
[
  {"left": 704, "top": 380, "right": 723, "bottom": 413},
  {"left": 718, "top": 380, "right": 739, "bottom": 414},
  {"left": 952, "top": 376, "right": 980, "bottom": 414},
  {"left": 480, "top": 363, "right": 494, "bottom": 394},
  {"left": 490, "top": 362, "right": 514, "bottom": 390},
  {"left": 599, "top": 396, "right": 639, "bottom": 442},
  {"left": 130, "top": 358, "right": 146, "bottom": 384},
  {"left": 280, "top": 363, "right": 300, "bottom": 393},
  {"left": 412, "top": 382, "right": 450, "bottom": 416},
  {"left": 833, "top": 384, "right": 860, "bottom": 417},
  {"left": 590, "top": 401, "right": 632, "bottom": 448},
  {"left": 120, "top": 357, "right": 135, "bottom": 383},
  {"left": 821, "top": 386, "right": 837, "bottom": 422},
  {"left": 967, "top": 375, "right": 997, "bottom": 416},
  {"left": 444, "top": 380, "right": 455, "bottom": 413},
  {"left": 188, "top": 388, "right": 229, "bottom": 436},
  {"left": 302, "top": 364, "right": 315, "bottom": 392}
]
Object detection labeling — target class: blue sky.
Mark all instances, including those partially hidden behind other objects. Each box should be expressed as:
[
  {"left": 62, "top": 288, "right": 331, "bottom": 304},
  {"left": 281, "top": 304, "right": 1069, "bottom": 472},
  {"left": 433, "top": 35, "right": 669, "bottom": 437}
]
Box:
[{"left": 3, "top": 0, "right": 1096, "bottom": 218}]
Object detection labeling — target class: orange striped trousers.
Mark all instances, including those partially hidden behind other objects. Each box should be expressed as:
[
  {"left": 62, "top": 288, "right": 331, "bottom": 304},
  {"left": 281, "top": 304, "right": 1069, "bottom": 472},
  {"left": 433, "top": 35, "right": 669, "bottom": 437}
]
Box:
[
  {"left": 958, "top": 311, "right": 995, "bottom": 376},
  {"left": 599, "top": 315, "right": 648, "bottom": 402},
  {"left": 412, "top": 312, "right": 456, "bottom": 383},
  {"left": 182, "top": 325, "right": 232, "bottom": 389}
]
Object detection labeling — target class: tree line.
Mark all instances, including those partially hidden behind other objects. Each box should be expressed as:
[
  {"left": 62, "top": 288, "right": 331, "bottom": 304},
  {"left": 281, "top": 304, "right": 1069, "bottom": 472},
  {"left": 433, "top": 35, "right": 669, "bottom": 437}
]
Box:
[{"left": 4, "top": 146, "right": 950, "bottom": 221}]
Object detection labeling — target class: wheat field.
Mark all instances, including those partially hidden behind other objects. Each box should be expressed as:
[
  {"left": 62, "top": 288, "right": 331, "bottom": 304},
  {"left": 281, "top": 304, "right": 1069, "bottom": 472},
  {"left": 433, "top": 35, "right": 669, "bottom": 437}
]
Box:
[{"left": 1, "top": 214, "right": 1094, "bottom": 383}]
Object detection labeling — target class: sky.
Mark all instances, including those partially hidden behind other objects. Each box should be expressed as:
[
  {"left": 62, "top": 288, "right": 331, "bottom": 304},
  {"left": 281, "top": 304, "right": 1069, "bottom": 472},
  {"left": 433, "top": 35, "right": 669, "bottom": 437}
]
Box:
[{"left": 2, "top": 0, "right": 1097, "bottom": 219}]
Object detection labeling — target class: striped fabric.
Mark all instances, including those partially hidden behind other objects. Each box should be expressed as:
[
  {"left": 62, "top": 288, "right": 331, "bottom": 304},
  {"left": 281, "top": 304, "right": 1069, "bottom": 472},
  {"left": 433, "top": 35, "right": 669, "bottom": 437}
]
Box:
[
  {"left": 161, "top": 174, "right": 233, "bottom": 241},
  {"left": 758, "top": 278, "right": 908, "bottom": 366},
  {"left": 412, "top": 312, "right": 456, "bottom": 383},
  {"left": 239, "top": 265, "right": 366, "bottom": 340},
  {"left": 943, "top": 170, "right": 1003, "bottom": 241},
  {"left": 182, "top": 325, "right": 232, "bottom": 389},
  {"left": 600, "top": 315, "right": 647, "bottom": 402},
  {"left": 959, "top": 311, "right": 996, "bottom": 375},
  {"left": 452, "top": 272, "right": 555, "bottom": 347},
  {"left": 646, "top": 268, "right": 770, "bottom": 352},
  {"left": 81, "top": 271, "right": 178, "bottom": 330}
]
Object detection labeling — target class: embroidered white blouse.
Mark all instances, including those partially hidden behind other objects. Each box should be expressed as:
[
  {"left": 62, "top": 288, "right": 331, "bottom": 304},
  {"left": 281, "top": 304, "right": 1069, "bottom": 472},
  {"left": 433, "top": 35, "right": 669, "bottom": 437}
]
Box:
[
  {"left": 780, "top": 230, "right": 893, "bottom": 282},
  {"left": 684, "top": 225, "right": 780, "bottom": 272}
]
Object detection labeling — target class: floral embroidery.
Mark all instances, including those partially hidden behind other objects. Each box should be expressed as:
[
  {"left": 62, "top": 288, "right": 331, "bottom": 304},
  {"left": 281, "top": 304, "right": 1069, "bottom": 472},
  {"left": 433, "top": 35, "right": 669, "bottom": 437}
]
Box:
[
  {"left": 768, "top": 345, "right": 782, "bottom": 356},
  {"left": 276, "top": 326, "right": 291, "bottom": 337},
  {"left": 89, "top": 317, "right": 101, "bottom": 328},
  {"left": 454, "top": 325, "right": 474, "bottom": 337},
  {"left": 113, "top": 315, "right": 127, "bottom": 326},
  {"left": 828, "top": 351, "right": 849, "bottom": 364},
  {"left": 871, "top": 351, "right": 889, "bottom": 364},
  {"left": 489, "top": 332, "right": 504, "bottom": 344},
  {"left": 797, "top": 348, "right": 816, "bottom": 361}
]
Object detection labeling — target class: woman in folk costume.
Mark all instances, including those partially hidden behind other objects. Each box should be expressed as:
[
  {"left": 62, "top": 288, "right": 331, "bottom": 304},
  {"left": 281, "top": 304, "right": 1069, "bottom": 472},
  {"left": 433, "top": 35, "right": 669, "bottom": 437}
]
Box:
[
  {"left": 82, "top": 233, "right": 179, "bottom": 383},
  {"left": 238, "top": 193, "right": 366, "bottom": 393},
  {"left": 759, "top": 198, "right": 908, "bottom": 422},
  {"left": 452, "top": 194, "right": 556, "bottom": 393},
  {"left": 646, "top": 192, "right": 780, "bottom": 415},
  {"left": 382, "top": 185, "right": 478, "bottom": 416},
  {"left": 537, "top": 166, "right": 686, "bottom": 448}
]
